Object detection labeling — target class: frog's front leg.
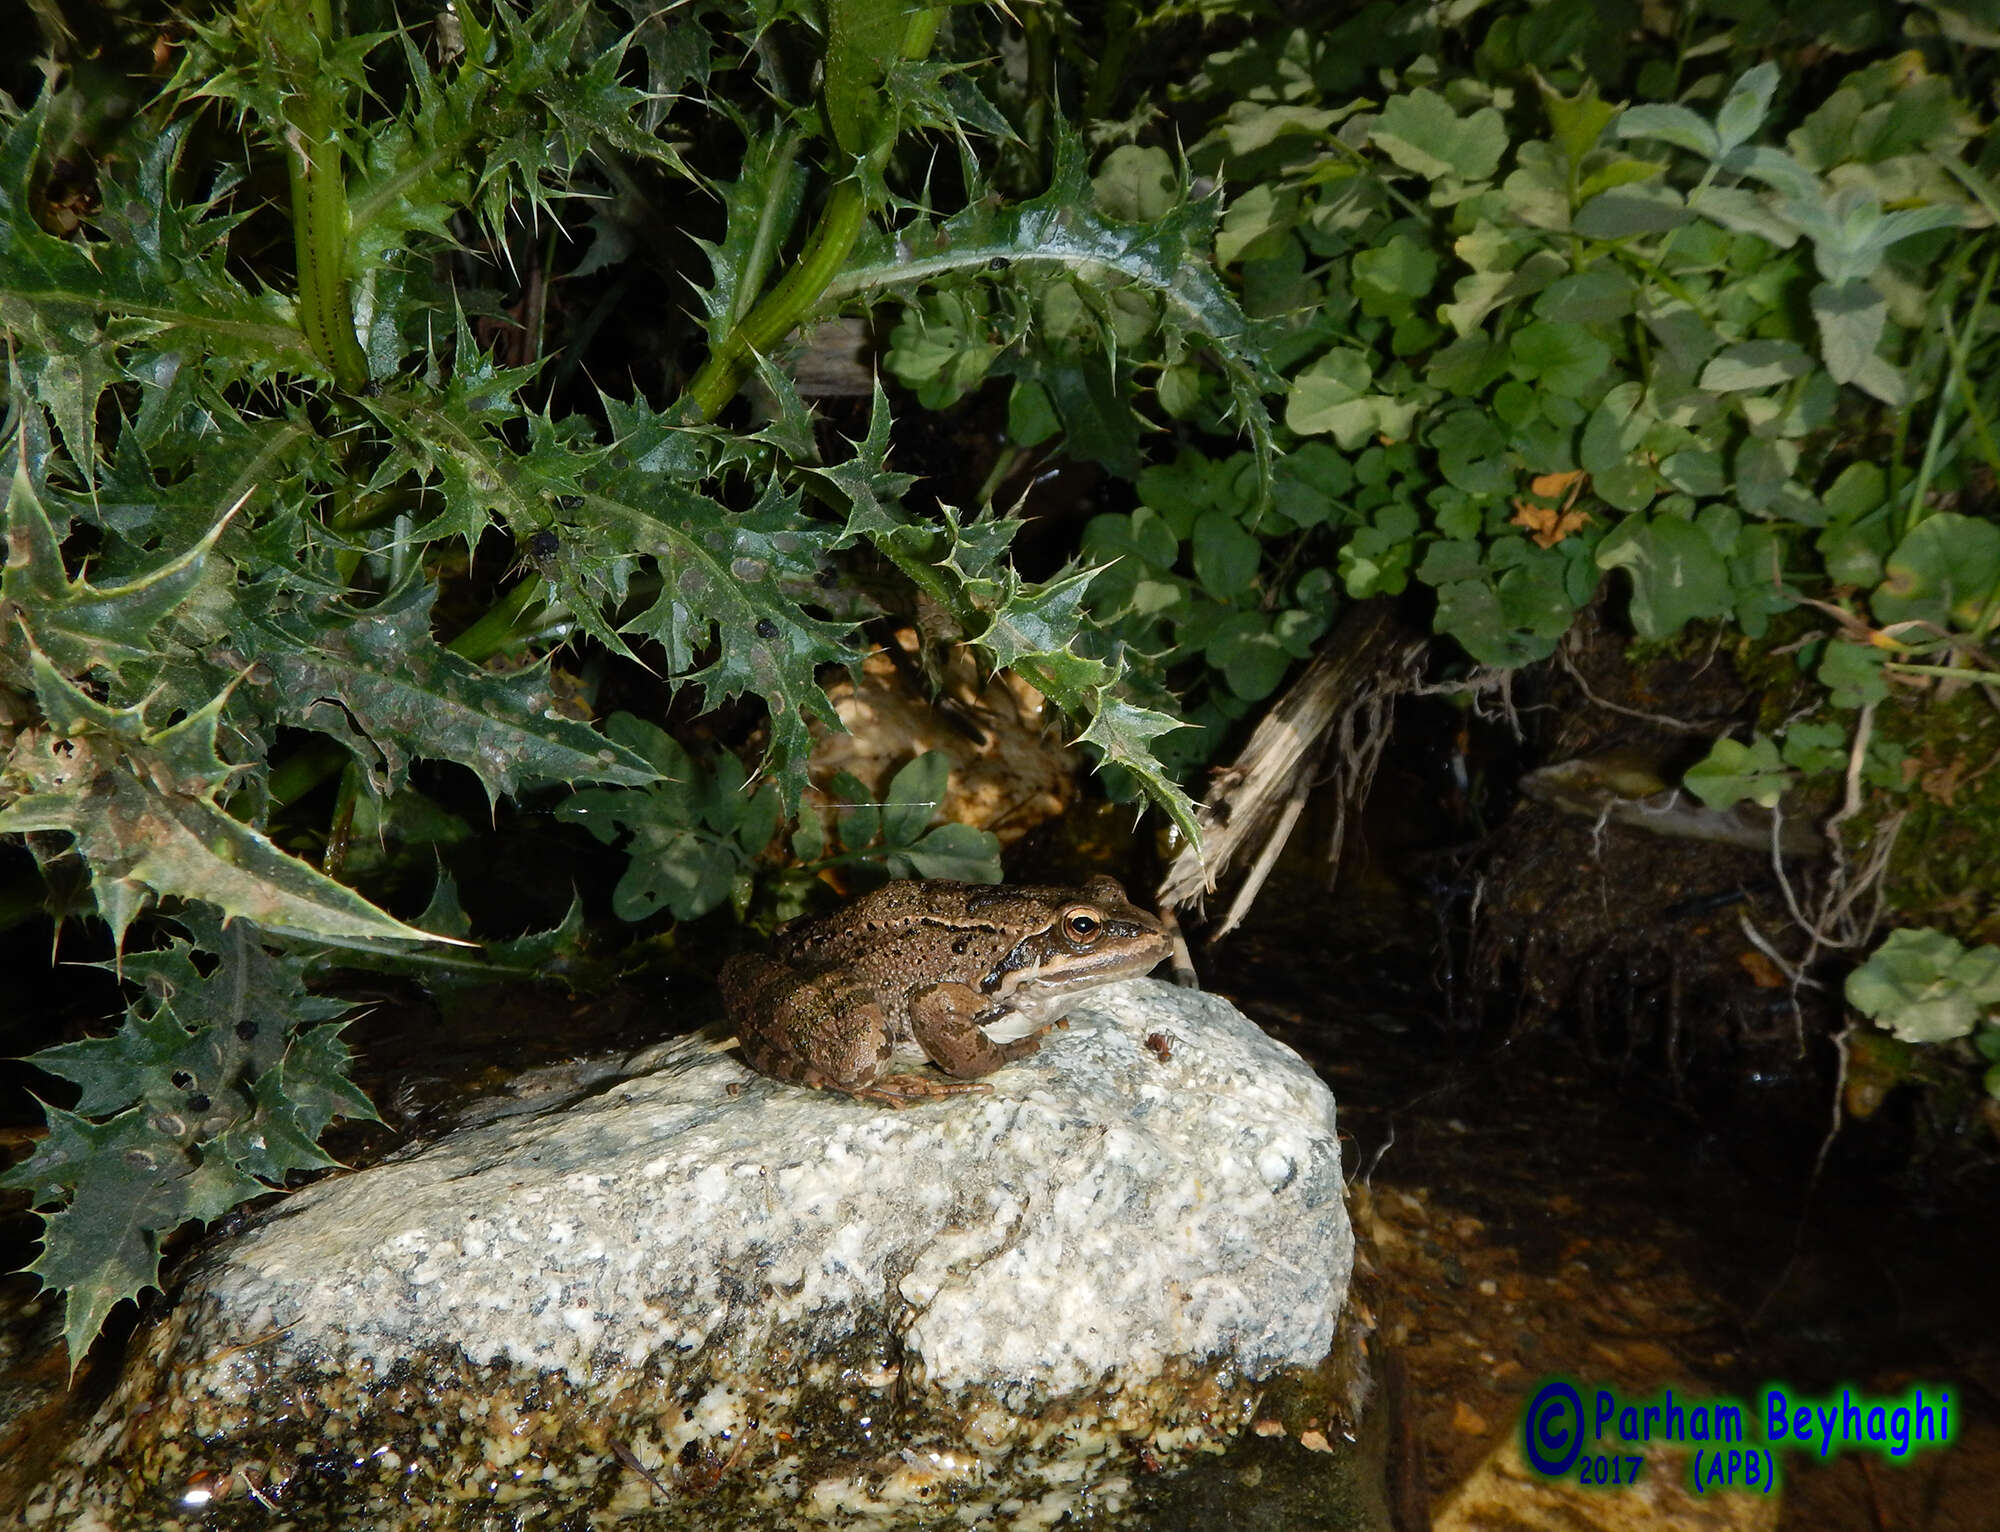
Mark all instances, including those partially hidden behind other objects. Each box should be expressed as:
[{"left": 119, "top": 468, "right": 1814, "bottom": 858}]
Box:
[
  {"left": 908, "top": 982, "right": 1047, "bottom": 1079},
  {"left": 729, "top": 959, "right": 990, "bottom": 1108}
]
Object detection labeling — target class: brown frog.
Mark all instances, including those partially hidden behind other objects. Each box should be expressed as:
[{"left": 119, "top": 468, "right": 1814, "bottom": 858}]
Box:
[{"left": 721, "top": 876, "right": 1171, "bottom": 1107}]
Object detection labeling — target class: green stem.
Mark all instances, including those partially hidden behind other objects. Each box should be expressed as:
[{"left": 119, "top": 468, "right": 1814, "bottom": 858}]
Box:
[
  {"left": 733, "top": 127, "right": 807, "bottom": 329},
  {"left": 975, "top": 444, "right": 1022, "bottom": 509},
  {"left": 286, "top": 0, "right": 369, "bottom": 392},
  {"left": 684, "top": 180, "right": 867, "bottom": 421},
  {"left": 680, "top": 3, "right": 941, "bottom": 422},
  {"left": 1608, "top": 245, "right": 1709, "bottom": 319},
  {"left": 268, "top": 742, "right": 347, "bottom": 807},
  {"left": 1022, "top": 5, "right": 1055, "bottom": 177},
  {"left": 1883, "top": 660, "right": 2000, "bottom": 683},
  {"left": 1082, "top": 0, "right": 1135, "bottom": 122},
  {"left": 446, "top": 574, "right": 551, "bottom": 664}
]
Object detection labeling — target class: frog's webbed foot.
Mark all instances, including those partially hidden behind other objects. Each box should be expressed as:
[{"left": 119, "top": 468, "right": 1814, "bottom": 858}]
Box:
[{"left": 841, "top": 1073, "right": 997, "bottom": 1109}]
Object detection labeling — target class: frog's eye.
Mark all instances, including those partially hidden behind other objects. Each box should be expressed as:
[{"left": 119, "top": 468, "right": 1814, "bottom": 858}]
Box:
[{"left": 1062, "top": 908, "right": 1103, "bottom": 944}]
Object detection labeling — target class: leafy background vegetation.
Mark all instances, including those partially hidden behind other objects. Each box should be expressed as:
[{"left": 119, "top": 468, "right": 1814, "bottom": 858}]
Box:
[{"left": 4, "top": 0, "right": 2000, "bottom": 1370}]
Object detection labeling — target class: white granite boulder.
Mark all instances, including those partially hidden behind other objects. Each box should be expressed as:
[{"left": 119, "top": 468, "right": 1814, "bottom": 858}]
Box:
[{"left": 29, "top": 977, "right": 1352, "bottom": 1530}]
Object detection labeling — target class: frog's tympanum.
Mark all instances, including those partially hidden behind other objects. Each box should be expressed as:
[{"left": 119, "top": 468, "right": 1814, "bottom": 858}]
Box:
[{"left": 722, "top": 876, "right": 1171, "bottom": 1107}]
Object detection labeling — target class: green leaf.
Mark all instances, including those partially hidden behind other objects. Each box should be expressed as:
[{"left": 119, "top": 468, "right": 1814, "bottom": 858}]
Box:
[
  {"left": 1207, "top": 614, "right": 1290, "bottom": 701},
  {"left": 1661, "top": 450, "right": 1727, "bottom": 497},
  {"left": 976, "top": 564, "right": 1109, "bottom": 677},
  {"left": 688, "top": 121, "right": 812, "bottom": 349},
  {"left": 1822, "top": 462, "right": 1887, "bottom": 524},
  {"left": 1847, "top": 929, "right": 2000, "bottom": 1045},
  {"left": 1352, "top": 234, "right": 1439, "bottom": 318},
  {"left": 9, "top": 1112, "right": 175, "bottom": 1376},
  {"left": 253, "top": 582, "right": 657, "bottom": 805},
  {"left": 0, "top": 100, "right": 316, "bottom": 419},
  {"left": 1071, "top": 692, "right": 1200, "bottom": 846},
  {"left": 1714, "top": 62, "right": 1780, "bottom": 156},
  {"left": 1094, "top": 145, "right": 1178, "bottom": 222},
  {"left": 1371, "top": 90, "right": 1507, "bottom": 182},
  {"left": 1, "top": 453, "right": 241, "bottom": 678},
  {"left": 831, "top": 122, "right": 1279, "bottom": 493},
  {"left": 1699, "top": 340, "right": 1814, "bottom": 393},
  {"left": 1595, "top": 515, "right": 1732, "bottom": 638},
  {"left": 1616, "top": 103, "right": 1721, "bottom": 160},
  {"left": 4, "top": 923, "right": 372, "bottom": 1374},
  {"left": 1683, "top": 733, "right": 1791, "bottom": 809},
  {"left": 1819, "top": 639, "right": 1889, "bottom": 709},
  {"left": 1432, "top": 409, "right": 1511, "bottom": 497},
  {"left": 1580, "top": 382, "right": 1648, "bottom": 478},
  {"left": 1780, "top": 721, "right": 1849, "bottom": 776},
  {"left": 611, "top": 829, "right": 739, "bottom": 922},
  {"left": 590, "top": 401, "right": 857, "bottom": 801},
  {"left": 1873, "top": 513, "right": 2000, "bottom": 631},
  {"left": 1286, "top": 350, "right": 1417, "bottom": 447},
  {"left": 28, "top": 1004, "right": 219, "bottom": 1119},
  {"left": 883, "top": 750, "right": 951, "bottom": 848},
  {"left": 895, "top": 821, "right": 1002, "bottom": 882},
  {"left": 1572, "top": 183, "right": 1691, "bottom": 238},
  {"left": 1508, "top": 322, "right": 1612, "bottom": 398},
  {"left": 2, "top": 647, "right": 456, "bottom": 951},
  {"left": 1541, "top": 77, "right": 1619, "bottom": 170},
  {"left": 1272, "top": 445, "right": 1354, "bottom": 529},
  {"left": 1433, "top": 577, "right": 1561, "bottom": 667},
  {"left": 1008, "top": 380, "right": 1061, "bottom": 447},
  {"left": 1192, "top": 512, "right": 1263, "bottom": 598},
  {"left": 1535, "top": 270, "right": 1636, "bottom": 326}
]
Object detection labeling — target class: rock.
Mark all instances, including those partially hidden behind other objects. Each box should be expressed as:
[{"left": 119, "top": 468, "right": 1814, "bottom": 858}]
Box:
[
  {"left": 26, "top": 979, "right": 1351, "bottom": 1531},
  {"left": 1433, "top": 1435, "right": 1778, "bottom": 1532}
]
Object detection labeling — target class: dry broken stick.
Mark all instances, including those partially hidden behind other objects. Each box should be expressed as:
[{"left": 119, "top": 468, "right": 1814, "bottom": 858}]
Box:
[{"left": 1158, "top": 601, "right": 1428, "bottom": 941}]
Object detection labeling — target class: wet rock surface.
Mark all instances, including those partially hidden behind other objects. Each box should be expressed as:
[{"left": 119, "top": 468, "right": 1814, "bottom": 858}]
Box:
[{"left": 25, "top": 978, "right": 1352, "bottom": 1530}]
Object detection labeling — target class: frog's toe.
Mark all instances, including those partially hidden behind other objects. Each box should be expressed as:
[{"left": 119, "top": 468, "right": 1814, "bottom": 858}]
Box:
[
  {"left": 993, "top": 1026, "right": 1049, "bottom": 1063},
  {"left": 847, "top": 1073, "right": 995, "bottom": 1108}
]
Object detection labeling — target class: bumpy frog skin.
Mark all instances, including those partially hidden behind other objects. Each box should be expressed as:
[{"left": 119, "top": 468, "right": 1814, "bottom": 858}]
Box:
[{"left": 721, "top": 876, "right": 1172, "bottom": 1107}]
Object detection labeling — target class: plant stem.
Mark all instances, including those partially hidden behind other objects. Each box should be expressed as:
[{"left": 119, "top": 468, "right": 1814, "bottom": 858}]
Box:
[
  {"left": 1022, "top": 4, "right": 1055, "bottom": 178},
  {"left": 733, "top": 127, "right": 807, "bottom": 330},
  {"left": 684, "top": 180, "right": 868, "bottom": 421},
  {"left": 680, "top": 4, "right": 941, "bottom": 422},
  {"left": 268, "top": 742, "right": 347, "bottom": 807},
  {"left": 286, "top": 0, "right": 370, "bottom": 392},
  {"left": 447, "top": 574, "right": 550, "bottom": 664},
  {"left": 1082, "top": 0, "right": 1134, "bottom": 122}
]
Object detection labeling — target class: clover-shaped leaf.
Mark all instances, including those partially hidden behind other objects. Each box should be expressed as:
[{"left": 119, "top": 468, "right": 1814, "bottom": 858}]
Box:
[
  {"left": 1847, "top": 929, "right": 2000, "bottom": 1045},
  {"left": 1683, "top": 734, "right": 1792, "bottom": 810}
]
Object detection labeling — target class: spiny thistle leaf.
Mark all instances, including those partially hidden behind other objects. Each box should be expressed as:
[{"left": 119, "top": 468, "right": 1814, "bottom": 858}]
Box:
[
  {"left": 828, "top": 121, "right": 1280, "bottom": 491},
  {"left": 0, "top": 644, "right": 462, "bottom": 951},
  {"left": 590, "top": 398, "right": 857, "bottom": 799},
  {"left": 688, "top": 113, "right": 814, "bottom": 348},
  {"left": 5, "top": 1109, "right": 181, "bottom": 1378},
  {"left": 810, "top": 378, "right": 919, "bottom": 544},
  {"left": 247, "top": 579, "right": 659, "bottom": 805},
  {"left": 0, "top": 98, "right": 318, "bottom": 420},
  {"left": 2, "top": 923, "right": 377, "bottom": 1377},
  {"left": 1, "top": 453, "right": 243, "bottom": 679}
]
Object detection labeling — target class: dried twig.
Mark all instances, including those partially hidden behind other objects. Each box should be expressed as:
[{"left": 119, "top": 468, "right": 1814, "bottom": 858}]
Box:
[{"left": 1159, "top": 602, "right": 1428, "bottom": 939}]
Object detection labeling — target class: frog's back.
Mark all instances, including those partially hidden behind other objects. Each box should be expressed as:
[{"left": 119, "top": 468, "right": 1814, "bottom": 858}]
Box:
[{"left": 773, "top": 880, "right": 1041, "bottom": 974}]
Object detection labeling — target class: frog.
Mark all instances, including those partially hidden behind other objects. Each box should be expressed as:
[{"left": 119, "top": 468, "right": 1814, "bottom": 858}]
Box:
[{"left": 721, "top": 875, "right": 1172, "bottom": 1107}]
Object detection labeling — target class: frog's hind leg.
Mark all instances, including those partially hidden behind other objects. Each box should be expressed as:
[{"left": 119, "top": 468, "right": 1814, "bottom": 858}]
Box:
[{"left": 736, "top": 974, "right": 993, "bottom": 1109}]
